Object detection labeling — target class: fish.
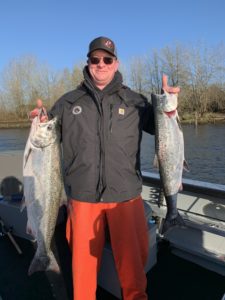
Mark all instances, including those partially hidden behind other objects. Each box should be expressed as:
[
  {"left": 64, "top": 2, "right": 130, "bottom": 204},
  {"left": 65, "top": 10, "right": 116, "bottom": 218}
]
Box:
[
  {"left": 151, "top": 91, "right": 188, "bottom": 234},
  {"left": 23, "top": 115, "right": 65, "bottom": 275}
]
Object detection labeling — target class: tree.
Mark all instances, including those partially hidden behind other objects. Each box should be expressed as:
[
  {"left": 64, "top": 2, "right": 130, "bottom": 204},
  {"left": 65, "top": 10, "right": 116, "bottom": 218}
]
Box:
[
  {"left": 145, "top": 50, "right": 162, "bottom": 95},
  {"left": 129, "top": 57, "right": 147, "bottom": 95},
  {"left": 0, "top": 55, "right": 58, "bottom": 118}
]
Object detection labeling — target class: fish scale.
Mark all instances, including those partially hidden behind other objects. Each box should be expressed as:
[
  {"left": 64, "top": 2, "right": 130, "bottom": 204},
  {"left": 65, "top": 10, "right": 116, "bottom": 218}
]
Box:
[
  {"left": 152, "top": 92, "right": 186, "bottom": 234},
  {"left": 152, "top": 92, "right": 184, "bottom": 196},
  {"left": 23, "top": 116, "right": 66, "bottom": 275}
]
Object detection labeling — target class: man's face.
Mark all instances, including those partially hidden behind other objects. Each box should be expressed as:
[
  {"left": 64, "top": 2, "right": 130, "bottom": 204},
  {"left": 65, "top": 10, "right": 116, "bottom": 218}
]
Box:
[{"left": 88, "top": 50, "right": 119, "bottom": 89}]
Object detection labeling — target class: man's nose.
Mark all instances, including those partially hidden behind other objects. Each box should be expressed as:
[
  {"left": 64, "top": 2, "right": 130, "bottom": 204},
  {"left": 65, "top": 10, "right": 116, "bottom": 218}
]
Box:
[{"left": 98, "top": 59, "right": 105, "bottom": 67}]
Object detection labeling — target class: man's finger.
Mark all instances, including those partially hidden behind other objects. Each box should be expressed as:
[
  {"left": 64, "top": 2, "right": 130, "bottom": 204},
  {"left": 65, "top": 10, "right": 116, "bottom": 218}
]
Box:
[
  {"left": 36, "top": 99, "right": 43, "bottom": 108},
  {"left": 162, "top": 74, "right": 180, "bottom": 94},
  {"left": 164, "top": 86, "right": 180, "bottom": 94},
  {"left": 40, "top": 115, "right": 48, "bottom": 122},
  {"left": 29, "top": 108, "right": 39, "bottom": 119},
  {"left": 162, "top": 74, "right": 168, "bottom": 89}
]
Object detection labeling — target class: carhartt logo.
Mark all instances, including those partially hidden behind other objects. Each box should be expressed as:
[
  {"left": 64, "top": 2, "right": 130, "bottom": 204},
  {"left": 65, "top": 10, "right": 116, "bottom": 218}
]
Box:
[
  {"left": 72, "top": 106, "right": 82, "bottom": 115},
  {"left": 118, "top": 108, "right": 125, "bottom": 115}
]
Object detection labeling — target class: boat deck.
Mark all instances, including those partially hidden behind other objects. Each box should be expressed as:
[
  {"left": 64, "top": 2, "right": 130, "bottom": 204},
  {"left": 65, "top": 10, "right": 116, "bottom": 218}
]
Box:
[
  {"left": 1, "top": 220, "right": 225, "bottom": 300},
  {"left": 0, "top": 152, "right": 225, "bottom": 299}
]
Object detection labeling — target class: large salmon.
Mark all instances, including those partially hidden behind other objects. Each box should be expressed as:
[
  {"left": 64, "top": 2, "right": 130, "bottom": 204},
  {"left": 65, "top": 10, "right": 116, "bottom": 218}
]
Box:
[
  {"left": 23, "top": 115, "right": 65, "bottom": 275},
  {"left": 152, "top": 91, "right": 187, "bottom": 234}
]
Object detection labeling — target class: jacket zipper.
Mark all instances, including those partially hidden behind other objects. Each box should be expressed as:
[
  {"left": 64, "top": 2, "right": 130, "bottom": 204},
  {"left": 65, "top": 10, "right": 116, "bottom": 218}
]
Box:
[{"left": 109, "top": 104, "right": 113, "bottom": 133}]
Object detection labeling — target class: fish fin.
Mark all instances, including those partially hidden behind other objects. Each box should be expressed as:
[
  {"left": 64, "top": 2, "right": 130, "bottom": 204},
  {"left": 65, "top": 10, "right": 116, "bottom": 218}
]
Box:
[
  {"left": 153, "top": 154, "right": 159, "bottom": 169},
  {"left": 20, "top": 196, "right": 26, "bottom": 212},
  {"left": 176, "top": 114, "right": 183, "bottom": 131},
  {"left": 26, "top": 218, "right": 37, "bottom": 238},
  {"left": 157, "top": 188, "right": 165, "bottom": 208},
  {"left": 179, "top": 183, "right": 183, "bottom": 191},
  {"left": 28, "top": 250, "right": 60, "bottom": 276},
  {"left": 60, "top": 187, "right": 68, "bottom": 206},
  {"left": 23, "top": 147, "right": 32, "bottom": 169},
  {"left": 160, "top": 212, "right": 185, "bottom": 235},
  {"left": 183, "top": 159, "right": 190, "bottom": 172},
  {"left": 26, "top": 225, "right": 35, "bottom": 237}
]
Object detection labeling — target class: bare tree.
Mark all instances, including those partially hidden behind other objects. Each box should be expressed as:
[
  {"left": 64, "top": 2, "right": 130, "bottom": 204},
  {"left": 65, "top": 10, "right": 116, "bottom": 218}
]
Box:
[
  {"left": 184, "top": 43, "right": 219, "bottom": 122},
  {"left": 145, "top": 50, "right": 162, "bottom": 95},
  {"left": 0, "top": 43, "right": 224, "bottom": 123},
  {"left": 1, "top": 55, "right": 58, "bottom": 117},
  {"left": 71, "top": 64, "right": 84, "bottom": 88},
  {"left": 129, "top": 57, "right": 148, "bottom": 95}
]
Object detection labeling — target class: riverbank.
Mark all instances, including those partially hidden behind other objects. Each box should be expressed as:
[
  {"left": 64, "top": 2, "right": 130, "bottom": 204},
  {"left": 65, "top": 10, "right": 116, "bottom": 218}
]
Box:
[
  {"left": 0, "top": 120, "right": 30, "bottom": 129},
  {"left": 0, "top": 113, "right": 224, "bottom": 128},
  {"left": 181, "top": 112, "right": 225, "bottom": 125}
]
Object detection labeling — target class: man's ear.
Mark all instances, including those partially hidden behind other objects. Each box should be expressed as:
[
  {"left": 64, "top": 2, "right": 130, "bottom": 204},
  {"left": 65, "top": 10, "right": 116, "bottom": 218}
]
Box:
[{"left": 115, "top": 59, "right": 119, "bottom": 71}]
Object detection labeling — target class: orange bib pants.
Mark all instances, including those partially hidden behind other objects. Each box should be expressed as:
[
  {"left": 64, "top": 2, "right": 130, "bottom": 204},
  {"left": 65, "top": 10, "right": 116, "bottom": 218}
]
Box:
[{"left": 66, "top": 196, "right": 149, "bottom": 300}]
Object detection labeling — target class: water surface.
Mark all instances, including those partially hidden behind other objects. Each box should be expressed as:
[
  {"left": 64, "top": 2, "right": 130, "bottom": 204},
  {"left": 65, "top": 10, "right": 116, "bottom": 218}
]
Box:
[
  {"left": 0, "top": 124, "right": 224, "bottom": 185},
  {"left": 140, "top": 124, "right": 225, "bottom": 185}
]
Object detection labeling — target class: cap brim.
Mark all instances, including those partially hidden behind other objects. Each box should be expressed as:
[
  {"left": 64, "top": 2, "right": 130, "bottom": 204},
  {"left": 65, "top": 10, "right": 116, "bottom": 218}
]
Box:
[{"left": 87, "top": 48, "right": 117, "bottom": 57}]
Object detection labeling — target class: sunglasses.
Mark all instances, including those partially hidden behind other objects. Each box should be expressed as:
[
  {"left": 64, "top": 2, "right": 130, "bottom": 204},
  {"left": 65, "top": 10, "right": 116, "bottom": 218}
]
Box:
[{"left": 89, "top": 56, "right": 115, "bottom": 65}]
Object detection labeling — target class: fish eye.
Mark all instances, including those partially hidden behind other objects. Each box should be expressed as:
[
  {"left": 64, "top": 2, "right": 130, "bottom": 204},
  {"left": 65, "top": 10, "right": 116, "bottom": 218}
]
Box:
[{"left": 47, "top": 125, "right": 52, "bottom": 130}]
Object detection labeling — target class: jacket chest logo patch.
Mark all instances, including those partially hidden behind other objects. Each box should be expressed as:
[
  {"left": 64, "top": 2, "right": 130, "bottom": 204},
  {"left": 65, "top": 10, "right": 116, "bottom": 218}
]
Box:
[
  {"left": 72, "top": 106, "right": 82, "bottom": 115},
  {"left": 118, "top": 108, "right": 125, "bottom": 115}
]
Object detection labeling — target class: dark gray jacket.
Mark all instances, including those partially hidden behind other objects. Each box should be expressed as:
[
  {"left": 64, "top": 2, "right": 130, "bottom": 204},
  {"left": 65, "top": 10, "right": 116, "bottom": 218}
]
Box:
[{"left": 49, "top": 68, "right": 154, "bottom": 203}]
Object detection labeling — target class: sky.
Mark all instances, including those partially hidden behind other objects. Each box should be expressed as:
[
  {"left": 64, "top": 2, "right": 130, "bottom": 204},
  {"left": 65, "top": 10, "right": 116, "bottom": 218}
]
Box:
[{"left": 0, "top": 0, "right": 225, "bottom": 72}]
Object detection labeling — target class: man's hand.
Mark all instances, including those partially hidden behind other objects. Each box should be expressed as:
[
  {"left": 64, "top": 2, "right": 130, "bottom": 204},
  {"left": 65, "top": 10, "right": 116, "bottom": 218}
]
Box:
[
  {"left": 162, "top": 74, "right": 180, "bottom": 94},
  {"left": 29, "top": 99, "right": 48, "bottom": 122}
]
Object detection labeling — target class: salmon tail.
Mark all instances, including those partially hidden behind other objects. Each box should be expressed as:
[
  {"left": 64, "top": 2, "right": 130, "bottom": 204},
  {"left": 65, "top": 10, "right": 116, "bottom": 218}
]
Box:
[
  {"left": 160, "top": 194, "right": 186, "bottom": 234},
  {"left": 161, "top": 212, "right": 185, "bottom": 235},
  {"left": 157, "top": 188, "right": 165, "bottom": 208},
  {"left": 26, "top": 218, "right": 37, "bottom": 240},
  {"left": 179, "top": 183, "right": 183, "bottom": 191},
  {"left": 28, "top": 250, "right": 60, "bottom": 276},
  {"left": 26, "top": 225, "right": 35, "bottom": 238}
]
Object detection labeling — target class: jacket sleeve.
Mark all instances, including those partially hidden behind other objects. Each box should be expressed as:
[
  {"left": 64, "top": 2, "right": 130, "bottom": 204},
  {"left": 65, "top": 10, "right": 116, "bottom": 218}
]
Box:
[
  {"left": 48, "top": 88, "right": 84, "bottom": 122},
  {"left": 47, "top": 96, "right": 65, "bottom": 142},
  {"left": 143, "top": 101, "right": 155, "bottom": 135},
  {"left": 47, "top": 96, "right": 65, "bottom": 124}
]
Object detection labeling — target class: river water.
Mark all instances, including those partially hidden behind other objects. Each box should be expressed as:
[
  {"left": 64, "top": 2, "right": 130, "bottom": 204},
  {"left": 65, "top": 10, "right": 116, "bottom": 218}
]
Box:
[{"left": 0, "top": 124, "right": 224, "bottom": 185}]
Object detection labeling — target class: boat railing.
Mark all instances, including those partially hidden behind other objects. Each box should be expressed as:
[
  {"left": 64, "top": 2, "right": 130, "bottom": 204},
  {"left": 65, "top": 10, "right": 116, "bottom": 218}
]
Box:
[
  {"left": 142, "top": 171, "right": 225, "bottom": 199},
  {"left": 141, "top": 171, "right": 225, "bottom": 234},
  {"left": 141, "top": 171, "right": 225, "bottom": 276}
]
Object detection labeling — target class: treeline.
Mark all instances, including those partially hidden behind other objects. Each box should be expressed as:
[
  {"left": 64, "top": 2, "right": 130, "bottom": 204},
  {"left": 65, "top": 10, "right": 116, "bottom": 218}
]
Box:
[
  {"left": 0, "top": 42, "right": 224, "bottom": 122},
  {"left": 0, "top": 56, "right": 84, "bottom": 121}
]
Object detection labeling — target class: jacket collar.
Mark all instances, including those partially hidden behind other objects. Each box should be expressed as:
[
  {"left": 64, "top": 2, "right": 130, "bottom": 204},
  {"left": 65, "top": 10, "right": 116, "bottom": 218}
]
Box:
[
  {"left": 82, "top": 66, "right": 123, "bottom": 97},
  {"left": 63, "top": 67, "right": 146, "bottom": 106}
]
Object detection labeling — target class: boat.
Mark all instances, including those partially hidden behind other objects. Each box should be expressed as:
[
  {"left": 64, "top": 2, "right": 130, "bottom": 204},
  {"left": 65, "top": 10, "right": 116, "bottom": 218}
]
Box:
[{"left": 0, "top": 151, "right": 225, "bottom": 300}]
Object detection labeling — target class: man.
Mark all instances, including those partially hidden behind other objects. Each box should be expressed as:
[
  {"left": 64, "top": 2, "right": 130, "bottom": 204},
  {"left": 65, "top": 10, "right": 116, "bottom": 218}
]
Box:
[{"left": 31, "top": 36, "right": 179, "bottom": 300}]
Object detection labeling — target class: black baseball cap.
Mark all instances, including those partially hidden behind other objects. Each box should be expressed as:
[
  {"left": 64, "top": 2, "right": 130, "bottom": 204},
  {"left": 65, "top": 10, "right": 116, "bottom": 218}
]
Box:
[{"left": 87, "top": 36, "right": 117, "bottom": 58}]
